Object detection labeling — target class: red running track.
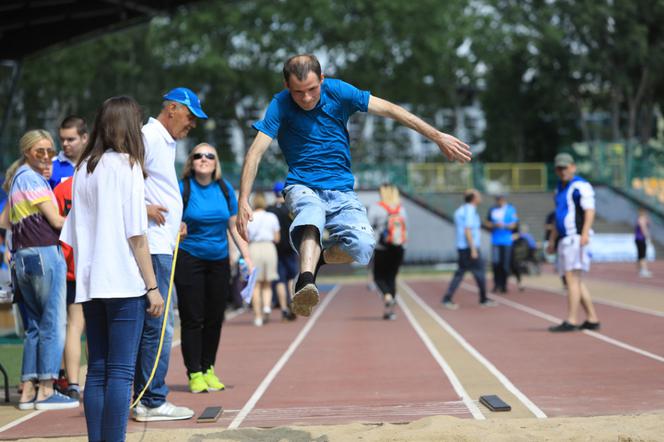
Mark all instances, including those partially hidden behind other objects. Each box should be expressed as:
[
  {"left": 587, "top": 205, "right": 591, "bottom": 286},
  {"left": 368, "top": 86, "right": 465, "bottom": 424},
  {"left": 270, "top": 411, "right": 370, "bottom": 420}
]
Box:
[{"left": 406, "top": 279, "right": 664, "bottom": 417}]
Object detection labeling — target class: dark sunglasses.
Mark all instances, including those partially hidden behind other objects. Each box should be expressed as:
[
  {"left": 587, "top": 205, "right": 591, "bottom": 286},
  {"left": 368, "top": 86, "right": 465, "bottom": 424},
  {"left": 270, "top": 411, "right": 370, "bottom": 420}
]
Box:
[{"left": 192, "top": 152, "right": 215, "bottom": 160}]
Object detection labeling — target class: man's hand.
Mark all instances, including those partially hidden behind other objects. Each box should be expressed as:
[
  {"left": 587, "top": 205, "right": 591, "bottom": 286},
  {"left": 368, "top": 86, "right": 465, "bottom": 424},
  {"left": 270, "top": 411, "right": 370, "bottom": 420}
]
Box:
[
  {"left": 147, "top": 205, "right": 168, "bottom": 225},
  {"left": 434, "top": 131, "right": 472, "bottom": 163},
  {"left": 580, "top": 231, "right": 590, "bottom": 246},
  {"left": 146, "top": 289, "right": 165, "bottom": 317},
  {"left": 236, "top": 198, "right": 253, "bottom": 242},
  {"left": 470, "top": 247, "right": 478, "bottom": 260},
  {"left": 546, "top": 242, "right": 555, "bottom": 254},
  {"left": 179, "top": 222, "right": 188, "bottom": 238}
]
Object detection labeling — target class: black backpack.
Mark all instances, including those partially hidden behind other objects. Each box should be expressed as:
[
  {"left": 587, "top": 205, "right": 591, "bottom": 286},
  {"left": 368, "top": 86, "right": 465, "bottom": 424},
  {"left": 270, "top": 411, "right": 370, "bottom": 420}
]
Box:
[{"left": 182, "top": 177, "right": 231, "bottom": 214}]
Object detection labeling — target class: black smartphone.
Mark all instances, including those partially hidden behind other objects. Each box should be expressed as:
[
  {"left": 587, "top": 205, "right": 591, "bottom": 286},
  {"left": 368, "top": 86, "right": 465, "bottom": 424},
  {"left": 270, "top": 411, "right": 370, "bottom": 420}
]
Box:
[
  {"left": 479, "top": 395, "right": 511, "bottom": 412},
  {"left": 197, "top": 406, "right": 223, "bottom": 423}
]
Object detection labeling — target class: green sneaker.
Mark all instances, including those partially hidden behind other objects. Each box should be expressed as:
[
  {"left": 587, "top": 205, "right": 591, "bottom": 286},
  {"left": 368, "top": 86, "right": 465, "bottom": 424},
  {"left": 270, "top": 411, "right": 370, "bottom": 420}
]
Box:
[
  {"left": 188, "top": 372, "right": 208, "bottom": 394},
  {"left": 203, "top": 367, "right": 225, "bottom": 391}
]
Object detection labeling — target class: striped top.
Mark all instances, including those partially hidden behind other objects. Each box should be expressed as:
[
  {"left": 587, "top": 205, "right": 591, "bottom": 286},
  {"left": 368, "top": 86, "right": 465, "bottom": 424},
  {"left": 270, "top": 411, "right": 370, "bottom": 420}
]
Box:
[{"left": 9, "top": 164, "right": 60, "bottom": 250}]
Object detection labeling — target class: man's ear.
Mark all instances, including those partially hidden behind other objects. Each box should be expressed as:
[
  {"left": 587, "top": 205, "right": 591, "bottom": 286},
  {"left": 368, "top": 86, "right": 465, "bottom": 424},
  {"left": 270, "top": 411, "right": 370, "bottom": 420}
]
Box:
[{"left": 81, "top": 133, "right": 89, "bottom": 143}]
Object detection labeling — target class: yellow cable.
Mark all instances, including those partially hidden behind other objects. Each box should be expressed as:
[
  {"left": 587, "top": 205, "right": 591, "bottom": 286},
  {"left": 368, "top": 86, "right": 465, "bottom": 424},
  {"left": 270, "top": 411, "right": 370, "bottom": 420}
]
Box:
[{"left": 131, "top": 232, "right": 180, "bottom": 409}]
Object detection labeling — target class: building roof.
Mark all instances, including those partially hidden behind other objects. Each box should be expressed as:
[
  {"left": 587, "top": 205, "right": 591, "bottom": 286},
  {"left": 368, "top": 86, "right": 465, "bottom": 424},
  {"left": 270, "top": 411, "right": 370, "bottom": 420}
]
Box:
[{"left": 0, "top": 0, "right": 201, "bottom": 60}]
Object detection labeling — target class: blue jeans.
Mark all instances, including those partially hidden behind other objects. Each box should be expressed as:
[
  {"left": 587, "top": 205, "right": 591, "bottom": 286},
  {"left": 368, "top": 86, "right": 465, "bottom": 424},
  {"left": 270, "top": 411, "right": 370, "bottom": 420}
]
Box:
[
  {"left": 83, "top": 297, "right": 145, "bottom": 442},
  {"left": 134, "top": 254, "right": 174, "bottom": 408},
  {"left": 491, "top": 244, "right": 512, "bottom": 291},
  {"left": 284, "top": 184, "right": 375, "bottom": 265},
  {"left": 443, "top": 248, "right": 488, "bottom": 303},
  {"left": 14, "top": 246, "right": 67, "bottom": 381}
]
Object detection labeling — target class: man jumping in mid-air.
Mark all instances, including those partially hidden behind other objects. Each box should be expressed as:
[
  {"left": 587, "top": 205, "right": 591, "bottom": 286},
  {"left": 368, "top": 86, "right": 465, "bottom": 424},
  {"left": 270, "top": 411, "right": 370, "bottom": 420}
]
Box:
[{"left": 237, "top": 54, "right": 471, "bottom": 317}]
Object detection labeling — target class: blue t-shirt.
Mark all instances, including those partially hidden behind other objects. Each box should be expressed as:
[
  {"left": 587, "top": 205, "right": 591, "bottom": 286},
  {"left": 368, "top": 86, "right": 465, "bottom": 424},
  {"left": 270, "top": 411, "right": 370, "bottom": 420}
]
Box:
[
  {"left": 454, "top": 203, "right": 481, "bottom": 249},
  {"left": 487, "top": 204, "right": 518, "bottom": 246},
  {"left": 179, "top": 178, "right": 238, "bottom": 260},
  {"left": 252, "top": 78, "right": 370, "bottom": 191},
  {"left": 49, "top": 154, "right": 75, "bottom": 189},
  {"left": 554, "top": 176, "right": 595, "bottom": 238}
]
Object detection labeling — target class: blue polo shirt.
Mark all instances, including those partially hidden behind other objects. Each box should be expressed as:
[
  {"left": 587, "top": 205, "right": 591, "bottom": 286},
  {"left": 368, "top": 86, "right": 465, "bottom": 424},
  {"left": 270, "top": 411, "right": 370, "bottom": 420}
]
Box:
[
  {"left": 49, "top": 152, "right": 75, "bottom": 188},
  {"left": 554, "top": 176, "right": 595, "bottom": 238},
  {"left": 454, "top": 203, "right": 481, "bottom": 249},
  {"left": 179, "top": 178, "right": 238, "bottom": 260},
  {"left": 253, "top": 78, "right": 370, "bottom": 191},
  {"left": 487, "top": 203, "right": 518, "bottom": 245}
]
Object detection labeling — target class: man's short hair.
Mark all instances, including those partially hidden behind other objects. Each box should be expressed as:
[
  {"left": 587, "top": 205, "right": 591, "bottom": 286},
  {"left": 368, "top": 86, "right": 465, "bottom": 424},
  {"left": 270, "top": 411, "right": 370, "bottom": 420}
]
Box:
[
  {"left": 60, "top": 115, "right": 88, "bottom": 135},
  {"left": 464, "top": 189, "right": 477, "bottom": 203},
  {"left": 283, "top": 54, "right": 322, "bottom": 84}
]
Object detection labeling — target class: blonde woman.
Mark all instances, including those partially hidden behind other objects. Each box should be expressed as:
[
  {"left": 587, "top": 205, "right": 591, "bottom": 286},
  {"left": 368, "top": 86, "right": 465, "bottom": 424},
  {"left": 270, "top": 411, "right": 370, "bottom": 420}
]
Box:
[
  {"left": 247, "top": 192, "right": 280, "bottom": 326},
  {"left": 368, "top": 185, "right": 407, "bottom": 320},
  {"left": 2, "top": 130, "right": 76, "bottom": 410},
  {"left": 174, "top": 143, "right": 253, "bottom": 393}
]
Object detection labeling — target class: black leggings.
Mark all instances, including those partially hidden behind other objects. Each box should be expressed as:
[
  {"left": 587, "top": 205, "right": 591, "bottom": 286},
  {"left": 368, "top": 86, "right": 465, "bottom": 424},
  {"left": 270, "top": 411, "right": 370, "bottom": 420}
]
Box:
[
  {"left": 174, "top": 250, "right": 230, "bottom": 375},
  {"left": 372, "top": 245, "right": 405, "bottom": 298}
]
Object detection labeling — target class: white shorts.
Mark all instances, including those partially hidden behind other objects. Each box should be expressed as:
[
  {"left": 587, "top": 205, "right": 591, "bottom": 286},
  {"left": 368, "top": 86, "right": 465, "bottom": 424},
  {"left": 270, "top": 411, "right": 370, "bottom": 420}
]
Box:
[{"left": 556, "top": 234, "right": 591, "bottom": 276}]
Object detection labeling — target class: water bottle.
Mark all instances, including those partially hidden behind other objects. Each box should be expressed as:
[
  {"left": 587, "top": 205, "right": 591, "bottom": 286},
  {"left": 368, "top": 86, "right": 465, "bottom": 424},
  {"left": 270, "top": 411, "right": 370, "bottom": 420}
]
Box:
[{"left": 238, "top": 257, "right": 249, "bottom": 281}]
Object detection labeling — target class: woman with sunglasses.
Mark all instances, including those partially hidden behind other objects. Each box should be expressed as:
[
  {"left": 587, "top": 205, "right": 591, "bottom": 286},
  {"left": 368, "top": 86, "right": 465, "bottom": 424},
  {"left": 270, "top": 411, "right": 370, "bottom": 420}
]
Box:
[
  {"left": 174, "top": 143, "right": 253, "bottom": 394},
  {"left": 1, "top": 130, "right": 78, "bottom": 410}
]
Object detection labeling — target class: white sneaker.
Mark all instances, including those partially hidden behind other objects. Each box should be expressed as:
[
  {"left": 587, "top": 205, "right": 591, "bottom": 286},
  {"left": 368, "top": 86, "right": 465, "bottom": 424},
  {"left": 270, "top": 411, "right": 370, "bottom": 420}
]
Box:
[
  {"left": 639, "top": 270, "right": 653, "bottom": 278},
  {"left": 254, "top": 317, "right": 263, "bottom": 327},
  {"left": 133, "top": 401, "right": 194, "bottom": 422}
]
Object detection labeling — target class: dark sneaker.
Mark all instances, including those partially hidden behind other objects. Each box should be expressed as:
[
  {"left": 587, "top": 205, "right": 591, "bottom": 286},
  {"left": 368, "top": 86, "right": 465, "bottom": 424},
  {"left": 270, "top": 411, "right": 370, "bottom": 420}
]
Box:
[
  {"left": 282, "top": 309, "right": 297, "bottom": 322},
  {"left": 383, "top": 311, "right": 396, "bottom": 321},
  {"left": 480, "top": 299, "right": 498, "bottom": 307},
  {"left": 548, "top": 321, "right": 579, "bottom": 332},
  {"left": 292, "top": 283, "right": 319, "bottom": 317},
  {"left": 580, "top": 320, "right": 600, "bottom": 331},
  {"left": 65, "top": 386, "right": 81, "bottom": 401},
  {"left": 34, "top": 391, "right": 79, "bottom": 410}
]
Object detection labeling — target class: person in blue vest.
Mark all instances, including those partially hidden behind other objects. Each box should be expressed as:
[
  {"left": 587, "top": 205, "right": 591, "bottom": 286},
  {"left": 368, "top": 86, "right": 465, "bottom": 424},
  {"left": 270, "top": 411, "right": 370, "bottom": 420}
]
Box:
[
  {"left": 236, "top": 53, "right": 472, "bottom": 318},
  {"left": 49, "top": 116, "right": 88, "bottom": 188},
  {"left": 546, "top": 153, "right": 600, "bottom": 332},
  {"left": 486, "top": 195, "right": 519, "bottom": 293}
]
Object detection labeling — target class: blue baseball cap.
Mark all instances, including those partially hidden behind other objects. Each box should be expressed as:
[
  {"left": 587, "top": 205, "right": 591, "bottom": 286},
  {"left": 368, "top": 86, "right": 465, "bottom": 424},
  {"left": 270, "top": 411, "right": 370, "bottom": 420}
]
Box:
[
  {"left": 273, "top": 181, "right": 285, "bottom": 194},
  {"left": 163, "top": 87, "right": 208, "bottom": 119}
]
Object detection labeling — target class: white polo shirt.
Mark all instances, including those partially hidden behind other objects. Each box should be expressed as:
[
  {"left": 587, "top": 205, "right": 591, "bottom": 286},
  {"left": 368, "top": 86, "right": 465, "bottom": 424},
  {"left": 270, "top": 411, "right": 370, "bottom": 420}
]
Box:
[
  {"left": 142, "top": 117, "right": 183, "bottom": 255},
  {"left": 60, "top": 153, "right": 148, "bottom": 302}
]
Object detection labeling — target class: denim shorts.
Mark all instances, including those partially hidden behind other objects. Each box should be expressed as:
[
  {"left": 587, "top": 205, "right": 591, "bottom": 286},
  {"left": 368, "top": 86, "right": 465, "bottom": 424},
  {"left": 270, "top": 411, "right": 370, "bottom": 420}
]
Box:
[{"left": 284, "top": 184, "right": 375, "bottom": 265}]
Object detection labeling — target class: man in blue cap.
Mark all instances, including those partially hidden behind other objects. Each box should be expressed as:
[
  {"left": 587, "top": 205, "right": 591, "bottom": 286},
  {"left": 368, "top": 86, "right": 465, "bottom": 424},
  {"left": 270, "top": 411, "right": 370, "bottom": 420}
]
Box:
[
  {"left": 237, "top": 54, "right": 472, "bottom": 317},
  {"left": 132, "top": 87, "right": 206, "bottom": 422}
]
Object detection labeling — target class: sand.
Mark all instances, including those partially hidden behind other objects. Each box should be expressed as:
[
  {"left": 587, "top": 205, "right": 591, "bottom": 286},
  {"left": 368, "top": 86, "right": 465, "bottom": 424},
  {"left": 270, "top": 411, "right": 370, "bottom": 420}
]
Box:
[{"left": 16, "top": 413, "right": 664, "bottom": 442}]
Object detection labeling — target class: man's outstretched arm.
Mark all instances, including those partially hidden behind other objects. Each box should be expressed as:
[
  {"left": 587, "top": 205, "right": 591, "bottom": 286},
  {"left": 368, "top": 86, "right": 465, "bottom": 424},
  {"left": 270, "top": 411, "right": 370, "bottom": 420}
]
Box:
[
  {"left": 237, "top": 131, "right": 273, "bottom": 241},
  {"left": 367, "top": 96, "right": 472, "bottom": 163}
]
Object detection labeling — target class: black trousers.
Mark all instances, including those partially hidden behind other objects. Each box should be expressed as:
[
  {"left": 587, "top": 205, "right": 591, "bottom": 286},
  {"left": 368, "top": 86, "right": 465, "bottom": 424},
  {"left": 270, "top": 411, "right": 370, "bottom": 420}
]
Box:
[
  {"left": 443, "top": 248, "right": 487, "bottom": 303},
  {"left": 373, "top": 245, "right": 405, "bottom": 298},
  {"left": 492, "top": 245, "right": 512, "bottom": 291},
  {"left": 174, "top": 250, "right": 230, "bottom": 375}
]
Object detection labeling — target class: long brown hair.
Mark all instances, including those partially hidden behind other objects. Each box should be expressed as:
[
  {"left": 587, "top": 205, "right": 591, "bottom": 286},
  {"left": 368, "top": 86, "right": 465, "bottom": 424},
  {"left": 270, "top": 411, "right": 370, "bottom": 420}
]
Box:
[{"left": 78, "top": 96, "right": 146, "bottom": 176}]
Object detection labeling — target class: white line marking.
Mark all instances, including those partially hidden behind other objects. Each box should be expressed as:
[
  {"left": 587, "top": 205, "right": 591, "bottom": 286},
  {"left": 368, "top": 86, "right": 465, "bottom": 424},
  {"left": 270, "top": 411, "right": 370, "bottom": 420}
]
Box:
[
  {"left": 0, "top": 410, "right": 44, "bottom": 434},
  {"left": 398, "top": 294, "right": 485, "bottom": 420},
  {"left": 525, "top": 283, "right": 664, "bottom": 318},
  {"left": 493, "top": 295, "right": 664, "bottom": 363},
  {"left": 402, "top": 282, "right": 548, "bottom": 419},
  {"left": 228, "top": 285, "right": 341, "bottom": 429}
]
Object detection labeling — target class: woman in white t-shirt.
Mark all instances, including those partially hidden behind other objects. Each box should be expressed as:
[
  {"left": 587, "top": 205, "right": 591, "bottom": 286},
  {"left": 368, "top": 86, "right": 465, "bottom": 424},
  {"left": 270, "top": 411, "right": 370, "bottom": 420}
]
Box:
[
  {"left": 60, "top": 96, "right": 164, "bottom": 442},
  {"left": 247, "top": 192, "right": 280, "bottom": 326}
]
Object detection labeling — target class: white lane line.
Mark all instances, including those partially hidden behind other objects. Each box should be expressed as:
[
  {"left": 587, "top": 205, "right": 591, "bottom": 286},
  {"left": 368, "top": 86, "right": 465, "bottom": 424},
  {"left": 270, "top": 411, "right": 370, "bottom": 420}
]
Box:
[
  {"left": 493, "top": 295, "right": 664, "bottom": 364},
  {"left": 398, "top": 294, "right": 485, "bottom": 420},
  {"left": 402, "top": 283, "right": 548, "bottom": 419},
  {"left": 0, "top": 410, "right": 44, "bottom": 434},
  {"left": 525, "top": 283, "right": 664, "bottom": 318},
  {"left": 228, "top": 285, "right": 341, "bottom": 429}
]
